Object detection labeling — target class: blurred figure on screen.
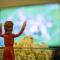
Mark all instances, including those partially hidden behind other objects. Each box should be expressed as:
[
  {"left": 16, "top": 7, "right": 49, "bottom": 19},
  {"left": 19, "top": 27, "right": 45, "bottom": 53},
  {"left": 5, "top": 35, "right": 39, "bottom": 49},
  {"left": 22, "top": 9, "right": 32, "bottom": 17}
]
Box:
[{"left": 0, "top": 20, "right": 26, "bottom": 60}]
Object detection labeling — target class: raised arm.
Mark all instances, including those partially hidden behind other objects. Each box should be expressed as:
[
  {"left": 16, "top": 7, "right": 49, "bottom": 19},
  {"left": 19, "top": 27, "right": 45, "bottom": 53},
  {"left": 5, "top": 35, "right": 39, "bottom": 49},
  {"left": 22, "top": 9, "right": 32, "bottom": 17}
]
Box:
[
  {"left": 0, "top": 23, "right": 4, "bottom": 37},
  {"left": 13, "top": 20, "right": 26, "bottom": 37}
]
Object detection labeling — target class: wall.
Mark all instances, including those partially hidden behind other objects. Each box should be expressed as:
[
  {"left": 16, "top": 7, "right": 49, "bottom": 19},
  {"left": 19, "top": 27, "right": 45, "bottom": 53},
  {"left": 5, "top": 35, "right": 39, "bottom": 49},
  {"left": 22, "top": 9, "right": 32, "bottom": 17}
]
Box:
[{"left": 0, "top": 0, "right": 60, "bottom": 8}]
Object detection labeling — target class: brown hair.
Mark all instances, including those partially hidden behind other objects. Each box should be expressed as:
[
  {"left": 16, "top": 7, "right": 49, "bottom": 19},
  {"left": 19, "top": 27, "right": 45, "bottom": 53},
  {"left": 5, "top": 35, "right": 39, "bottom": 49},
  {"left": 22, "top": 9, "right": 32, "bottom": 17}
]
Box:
[{"left": 4, "top": 21, "right": 13, "bottom": 27}]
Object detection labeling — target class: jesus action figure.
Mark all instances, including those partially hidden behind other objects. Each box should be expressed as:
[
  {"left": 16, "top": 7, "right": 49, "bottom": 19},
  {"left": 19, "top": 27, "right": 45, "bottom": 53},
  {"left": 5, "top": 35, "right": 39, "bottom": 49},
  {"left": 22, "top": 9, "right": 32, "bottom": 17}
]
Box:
[{"left": 0, "top": 20, "right": 26, "bottom": 60}]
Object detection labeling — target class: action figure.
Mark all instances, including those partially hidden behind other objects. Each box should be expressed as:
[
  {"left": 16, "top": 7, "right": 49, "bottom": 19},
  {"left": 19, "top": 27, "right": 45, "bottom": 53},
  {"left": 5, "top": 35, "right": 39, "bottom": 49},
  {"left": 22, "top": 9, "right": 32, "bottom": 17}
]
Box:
[{"left": 0, "top": 20, "right": 26, "bottom": 60}]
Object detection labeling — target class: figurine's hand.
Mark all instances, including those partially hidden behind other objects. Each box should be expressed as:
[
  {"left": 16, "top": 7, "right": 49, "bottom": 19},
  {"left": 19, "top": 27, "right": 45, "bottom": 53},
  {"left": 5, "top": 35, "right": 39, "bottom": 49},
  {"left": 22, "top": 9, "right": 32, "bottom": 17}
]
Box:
[
  {"left": 0, "top": 23, "right": 2, "bottom": 34},
  {"left": 22, "top": 20, "right": 27, "bottom": 27}
]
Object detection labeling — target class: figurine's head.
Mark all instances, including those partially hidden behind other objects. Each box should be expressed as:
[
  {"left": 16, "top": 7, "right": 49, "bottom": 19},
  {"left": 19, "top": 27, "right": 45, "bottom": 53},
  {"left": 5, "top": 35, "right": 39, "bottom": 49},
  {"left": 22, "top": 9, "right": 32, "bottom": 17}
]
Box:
[{"left": 4, "top": 21, "right": 13, "bottom": 34}]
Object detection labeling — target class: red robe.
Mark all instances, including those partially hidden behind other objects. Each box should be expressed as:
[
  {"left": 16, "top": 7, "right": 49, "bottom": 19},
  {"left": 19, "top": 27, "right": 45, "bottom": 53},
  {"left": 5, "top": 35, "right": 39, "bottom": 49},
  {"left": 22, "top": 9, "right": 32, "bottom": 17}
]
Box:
[{"left": 3, "top": 34, "right": 15, "bottom": 60}]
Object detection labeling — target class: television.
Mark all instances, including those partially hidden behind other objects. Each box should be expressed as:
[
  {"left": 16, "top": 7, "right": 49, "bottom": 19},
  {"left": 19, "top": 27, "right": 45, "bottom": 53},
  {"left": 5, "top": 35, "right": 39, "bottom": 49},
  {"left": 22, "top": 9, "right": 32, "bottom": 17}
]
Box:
[{"left": 0, "top": 4, "right": 60, "bottom": 48}]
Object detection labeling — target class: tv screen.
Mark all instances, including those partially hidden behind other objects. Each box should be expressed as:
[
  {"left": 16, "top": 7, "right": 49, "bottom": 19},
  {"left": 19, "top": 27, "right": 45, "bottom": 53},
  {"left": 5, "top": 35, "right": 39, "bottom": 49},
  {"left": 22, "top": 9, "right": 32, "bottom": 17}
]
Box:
[{"left": 0, "top": 4, "right": 60, "bottom": 47}]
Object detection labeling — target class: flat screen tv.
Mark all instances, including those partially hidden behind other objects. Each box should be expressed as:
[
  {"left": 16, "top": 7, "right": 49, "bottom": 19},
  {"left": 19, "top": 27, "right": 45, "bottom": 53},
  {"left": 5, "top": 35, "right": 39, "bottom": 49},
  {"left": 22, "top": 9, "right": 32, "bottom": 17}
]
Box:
[{"left": 0, "top": 4, "right": 60, "bottom": 48}]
